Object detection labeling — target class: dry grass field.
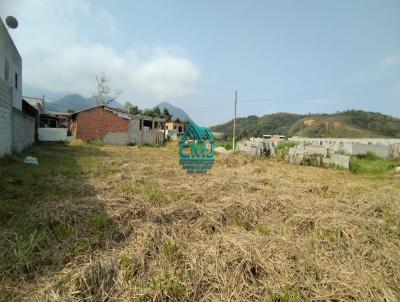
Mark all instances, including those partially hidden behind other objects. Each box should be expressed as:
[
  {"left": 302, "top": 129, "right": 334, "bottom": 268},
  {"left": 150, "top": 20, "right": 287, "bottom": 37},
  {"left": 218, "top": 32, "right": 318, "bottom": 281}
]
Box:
[{"left": 0, "top": 142, "right": 399, "bottom": 301}]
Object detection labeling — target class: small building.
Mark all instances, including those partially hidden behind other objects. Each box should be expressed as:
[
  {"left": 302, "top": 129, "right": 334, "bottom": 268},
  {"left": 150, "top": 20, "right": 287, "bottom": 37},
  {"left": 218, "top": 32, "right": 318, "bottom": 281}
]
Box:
[
  {"left": 129, "top": 115, "right": 166, "bottom": 145},
  {"left": 263, "top": 134, "right": 286, "bottom": 142},
  {"left": 24, "top": 96, "right": 73, "bottom": 142},
  {"left": 39, "top": 111, "right": 70, "bottom": 128},
  {"left": 165, "top": 122, "right": 186, "bottom": 135},
  {"left": 70, "top": 105, "right": 129, "bottom": 142},
  {"left": 70, "top": 105, "right": 166, "bottom": 145}
]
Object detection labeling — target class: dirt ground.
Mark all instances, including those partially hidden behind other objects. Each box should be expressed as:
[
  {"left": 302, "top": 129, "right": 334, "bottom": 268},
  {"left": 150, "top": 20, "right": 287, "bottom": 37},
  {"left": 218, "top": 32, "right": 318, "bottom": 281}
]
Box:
[{"left": 0, "top": 142, "right": 399, "bottom": 301}]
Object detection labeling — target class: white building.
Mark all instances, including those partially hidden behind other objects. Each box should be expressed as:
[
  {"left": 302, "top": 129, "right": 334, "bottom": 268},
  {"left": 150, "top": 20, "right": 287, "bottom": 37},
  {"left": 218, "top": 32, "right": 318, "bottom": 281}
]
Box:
[
  {"left": 0, "top": 18, "right": 22, "bottom": 110},
  {"left": 0, "top": 17, "right": 36, "bottom": 157}
]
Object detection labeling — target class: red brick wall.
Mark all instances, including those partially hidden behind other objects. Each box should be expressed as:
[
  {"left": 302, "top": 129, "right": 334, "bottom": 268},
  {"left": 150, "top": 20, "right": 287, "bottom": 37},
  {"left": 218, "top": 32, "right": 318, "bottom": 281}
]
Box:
[{"left": 74, "top": 107, "right": 129, "bottom": 141}]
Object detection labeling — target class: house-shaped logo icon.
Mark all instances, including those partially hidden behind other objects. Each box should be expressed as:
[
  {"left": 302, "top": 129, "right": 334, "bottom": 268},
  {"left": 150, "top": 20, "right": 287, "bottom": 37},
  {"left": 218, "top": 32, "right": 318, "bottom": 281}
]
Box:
[{"left": 179, "top": 123, "right": 215, "bottom": 173}]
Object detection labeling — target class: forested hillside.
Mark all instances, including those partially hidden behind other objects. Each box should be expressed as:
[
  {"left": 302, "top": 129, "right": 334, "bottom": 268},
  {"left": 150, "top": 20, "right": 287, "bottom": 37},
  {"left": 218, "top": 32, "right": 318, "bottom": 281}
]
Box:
[{"left": 211, "top": 110, "right": 400, "bottom": 138}]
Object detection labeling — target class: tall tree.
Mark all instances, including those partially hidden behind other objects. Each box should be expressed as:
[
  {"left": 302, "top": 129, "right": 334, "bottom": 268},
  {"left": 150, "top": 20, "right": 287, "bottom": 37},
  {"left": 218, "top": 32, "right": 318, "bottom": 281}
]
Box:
[{"left": 93, "top": 73, "right": 121, "bottom": 105}]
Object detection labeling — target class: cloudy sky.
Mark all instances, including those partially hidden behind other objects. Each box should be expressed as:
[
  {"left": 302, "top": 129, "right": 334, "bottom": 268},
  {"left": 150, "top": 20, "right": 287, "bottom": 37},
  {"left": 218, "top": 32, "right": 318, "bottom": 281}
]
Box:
[{"left": 1, "top": 0, "right": 400, "bottom": 125}]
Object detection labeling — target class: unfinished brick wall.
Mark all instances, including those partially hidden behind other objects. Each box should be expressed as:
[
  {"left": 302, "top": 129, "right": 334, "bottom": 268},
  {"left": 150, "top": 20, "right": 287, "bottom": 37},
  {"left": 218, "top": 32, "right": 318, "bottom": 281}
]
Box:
[{"left": 73, "top": 107, "right": 129, "bottom": 141}]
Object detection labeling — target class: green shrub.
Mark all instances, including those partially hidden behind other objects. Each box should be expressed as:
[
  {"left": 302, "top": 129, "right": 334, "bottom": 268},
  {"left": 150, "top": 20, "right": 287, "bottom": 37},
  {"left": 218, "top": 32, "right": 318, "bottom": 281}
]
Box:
[
  {"left": 215, "top": 141, "right": 233, "bottom": 150},
  {"left": 350, "top": 152, "right": 396, "bottom": 174},
  {"left": 276, "top": 141, "right": 299, "bottom": 159},
  {"left": 276, "top": 140, "right": 298, "bottom": 151}
]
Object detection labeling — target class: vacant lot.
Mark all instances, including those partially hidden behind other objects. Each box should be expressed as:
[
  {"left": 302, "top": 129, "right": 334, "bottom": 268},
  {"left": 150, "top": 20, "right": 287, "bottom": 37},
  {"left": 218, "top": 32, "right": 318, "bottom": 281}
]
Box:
[{"left": 0, "top": 142, "right": 399, "bottom": 301}]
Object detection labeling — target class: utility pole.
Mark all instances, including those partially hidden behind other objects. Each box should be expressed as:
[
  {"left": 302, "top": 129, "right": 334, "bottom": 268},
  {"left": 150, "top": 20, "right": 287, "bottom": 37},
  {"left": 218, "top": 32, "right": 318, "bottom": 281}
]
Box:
[{"left": 232, "top": 90, "right": 237, "bottom": 150}]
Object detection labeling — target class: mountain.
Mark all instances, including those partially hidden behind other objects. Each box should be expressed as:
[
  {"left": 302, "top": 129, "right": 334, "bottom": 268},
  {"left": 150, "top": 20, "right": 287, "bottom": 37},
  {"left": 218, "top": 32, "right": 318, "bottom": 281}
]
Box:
[
  {"left": 157, "top": 101, "right": 192, "bottom": 122},
  {"left": 211, "top": 110, "right": 400, "bottom": 138},
  {"left": 45, "top": 94, "right": 123, "bottom": 112}
]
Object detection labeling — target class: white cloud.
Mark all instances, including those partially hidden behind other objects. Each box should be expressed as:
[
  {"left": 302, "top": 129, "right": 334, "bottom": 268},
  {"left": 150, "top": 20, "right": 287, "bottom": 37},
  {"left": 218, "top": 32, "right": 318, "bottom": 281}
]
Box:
[
  {"left": 0, "top": 0, "right": 201, "bottom": 101},
  {"left": 380, "top": 54, "right": 400, "bottom": 67},
  {"left": 133, "top": 55, "right": 201, "bottom": 99}
]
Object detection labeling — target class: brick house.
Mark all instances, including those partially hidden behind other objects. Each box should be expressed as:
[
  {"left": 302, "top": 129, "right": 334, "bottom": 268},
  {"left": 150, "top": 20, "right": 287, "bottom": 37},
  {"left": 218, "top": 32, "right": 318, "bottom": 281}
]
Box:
[
  {"left": 70, "top": 105, "right": 129, "bottom": 141},
  {"left": 165, "top": 122, "right": 186, "bottom": 135}
]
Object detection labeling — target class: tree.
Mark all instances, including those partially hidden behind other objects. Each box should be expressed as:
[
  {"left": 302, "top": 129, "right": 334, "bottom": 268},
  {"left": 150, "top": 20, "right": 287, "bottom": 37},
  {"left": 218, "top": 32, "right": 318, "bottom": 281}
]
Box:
[
  {"left": 174, "top": 118, "right": 181, "bottom": 123},
  {"left": 129, "top": 105, "right": 140, "bottom": 115},
  {"left": 124, "top": 102, "right": 141, "bottom": 115},
  {"left": 153, "top": 106, "right": 161, "bottom": 116},
  {"left": 93, "top": 73, "right": 121, "bottom": 105},
  {"left": 66, "top": 109, "right": 75, "bottom": 113},
  {"left": 123, "top": 101, "right": 132, "bottom": 110}
]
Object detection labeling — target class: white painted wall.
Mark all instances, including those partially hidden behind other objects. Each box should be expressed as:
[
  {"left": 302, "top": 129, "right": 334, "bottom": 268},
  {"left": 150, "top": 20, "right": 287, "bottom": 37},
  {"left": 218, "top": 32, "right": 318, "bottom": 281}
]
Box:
[
  {"left": 0, "top": 19, "right": 22, "bottom": 111},
  {"left": 0, "top": 77, "right": 12, "bottom": 156},
  {"left": 38, "top": 128, "right": 68, "bottom": 141}
]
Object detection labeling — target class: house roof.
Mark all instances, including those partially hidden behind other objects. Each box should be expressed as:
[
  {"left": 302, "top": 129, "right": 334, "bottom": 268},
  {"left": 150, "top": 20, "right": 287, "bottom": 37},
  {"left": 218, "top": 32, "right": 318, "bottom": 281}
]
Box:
[
  {"left": 41, "top": 111, "right": 71, "bottom": 117},
  {"left": 71, "top": 105, "right": 128, "bottom": 116},
  {"left": 71, "top": 105, "right": 166, "bottom": 122},
  {"left": 23, "top": 96, "right": 44, "bottom": 109},
  {"left": 180, "top": 123, "right": 214, "bottom": 143}
]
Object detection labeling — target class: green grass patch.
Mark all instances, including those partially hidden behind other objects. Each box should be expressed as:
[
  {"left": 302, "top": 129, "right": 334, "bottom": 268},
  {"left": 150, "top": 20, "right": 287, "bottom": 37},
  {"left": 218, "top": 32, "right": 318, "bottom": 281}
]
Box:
[
  {"left": 89, "top": 213, "right": 109, "bottom": 233},
  {"left": 215, "top": 140, "right": 232, "bottom": 150},
  {"left": 277, "top": 141, "right": 299, "bottom": 159},
  {"left": 143, "top": 184, "right": 163, "bottom": 203},
  {"left": 120, "top": 254, "right": 137, "bottom": 279},
  {"left": 121, "top": 182, "right": 164, "bottom": 203},
  {"left": 150, "top": 272, "right": 186, "bottom": 299},
  {"left": 256, "top": 224, "right": 270, "bottom": 234},
  {"left": 9, "top": 227, "right": 47, "bottom": 273},
  {"left": 276, "top": 140, "right": 299, "bottom": 151},
  {"left": 349, "top": 152, "right": 397, "bottom": 174},
  {"left": 163, "top": 242, "right": 182, "bottom": 260},
  {"left": 235, "top": 217, "right": 252, "bottom": 231}
]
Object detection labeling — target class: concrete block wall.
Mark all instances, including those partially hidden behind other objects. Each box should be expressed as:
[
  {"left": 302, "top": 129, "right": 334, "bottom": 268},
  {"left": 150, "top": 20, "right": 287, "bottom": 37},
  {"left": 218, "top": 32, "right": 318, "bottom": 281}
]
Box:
[
  {"left": 290, "top": 137, "right": 400, "bottom": 159},
  {"left": 288, "top": 143, "right": 350, "bottom": 169},
  {"left": 103, "top": 132, "right": 129, "bottom": 145},
  {"left": 128, "top": 118, "right": 165, "bottom": 145},
  {"left": 237, "top": 138, "right": 277, "bottom": 156}
]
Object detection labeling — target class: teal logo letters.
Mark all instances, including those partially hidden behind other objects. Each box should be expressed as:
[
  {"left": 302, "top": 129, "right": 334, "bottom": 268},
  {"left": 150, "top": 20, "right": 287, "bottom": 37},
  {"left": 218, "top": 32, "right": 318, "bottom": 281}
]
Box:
[{"left": 179, "top": 123, "right": 215, "bottom": 173}]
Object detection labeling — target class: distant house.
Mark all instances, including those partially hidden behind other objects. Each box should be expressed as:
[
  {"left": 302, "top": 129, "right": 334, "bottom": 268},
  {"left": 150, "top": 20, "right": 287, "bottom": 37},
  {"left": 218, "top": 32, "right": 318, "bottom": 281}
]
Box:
[
  {"left": 70, "top": 105, "right": 166, "bottom": 145},
  {"left": 212, "top": 132, "right": 228, "bottom": 140},
  {"left": 166, "top": 129, "right": 178, "bottom": 140},
  {"left": 263, "top": 134, "right": 286, "bottom": 142},
  {"left": 165, "top": 122, "right": 186, "bottom": 135},
  {"left": 70, "top": 105, "right": 129, "bottom": 142},
  {"left": 24, "top": 96, "right": 73, "bottom": 142}
]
